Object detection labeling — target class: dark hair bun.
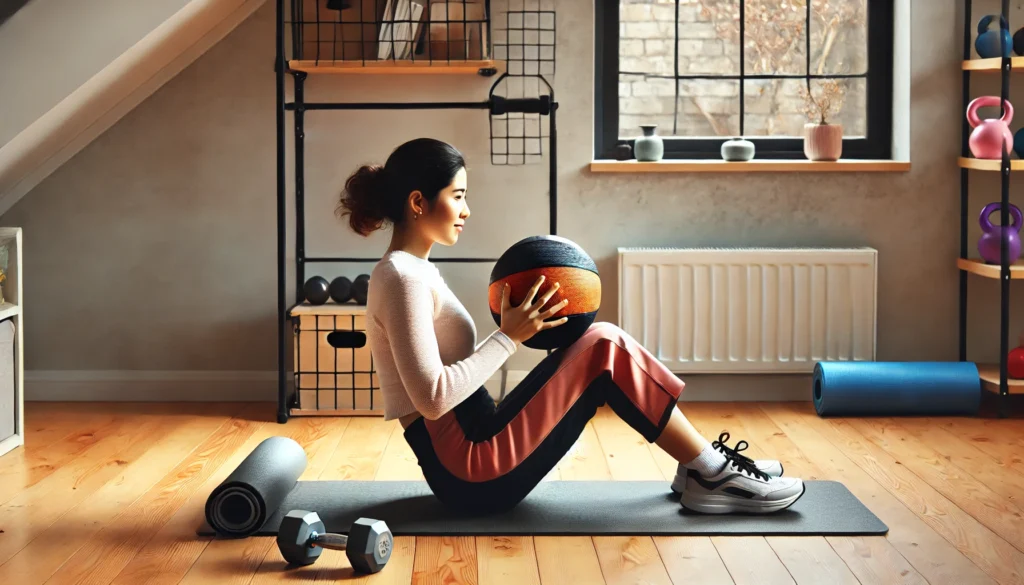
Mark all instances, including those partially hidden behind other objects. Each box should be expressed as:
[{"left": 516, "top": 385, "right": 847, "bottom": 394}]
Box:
[
  {"left": 338, "top": 164, "right": 388, "bottom": 236},
  {"left": 337, "top": 138, "right": 467, "bottom": 237}
]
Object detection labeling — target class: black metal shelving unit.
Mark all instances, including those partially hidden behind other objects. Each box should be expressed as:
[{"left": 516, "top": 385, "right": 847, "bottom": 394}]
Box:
[
  {"left": 960, "top": 0, "right": 1020, "bottom": 418},
  {"left": 274, "top": 0, "right": 558, "bottom": 423}
]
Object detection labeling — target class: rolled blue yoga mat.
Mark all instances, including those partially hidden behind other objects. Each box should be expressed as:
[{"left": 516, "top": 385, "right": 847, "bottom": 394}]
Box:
[{"left": 813, "top": 361, "right": 981, "bottom": 417}]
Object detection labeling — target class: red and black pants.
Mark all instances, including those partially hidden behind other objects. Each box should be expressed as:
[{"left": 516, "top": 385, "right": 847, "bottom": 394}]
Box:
[{"left": 403, "top": 322, "right": 685, "bottom": 515}]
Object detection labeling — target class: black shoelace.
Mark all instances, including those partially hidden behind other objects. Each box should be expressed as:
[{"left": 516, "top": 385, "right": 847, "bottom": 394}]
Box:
[{"left": 711, "top": 431, "right": 770, "bottom": 481}]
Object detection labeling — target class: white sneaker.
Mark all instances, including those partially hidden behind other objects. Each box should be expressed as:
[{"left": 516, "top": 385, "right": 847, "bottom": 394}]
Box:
[
  {"left": 679, "top": 458, "right": 805, "bottom": 515},
  {"left": 670, "top": 432, "right": 783, "bottom": 494}
]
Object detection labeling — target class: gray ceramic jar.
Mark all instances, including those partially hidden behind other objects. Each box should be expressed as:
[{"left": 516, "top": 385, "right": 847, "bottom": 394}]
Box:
[
  {"left": 721, "top": 137, "right": 755, "bottom": 161},
  {"left": 634, "top": 125, "right": 664, "bottom": 161}
]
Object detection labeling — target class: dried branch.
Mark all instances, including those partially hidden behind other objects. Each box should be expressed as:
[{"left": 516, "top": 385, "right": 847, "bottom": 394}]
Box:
[{"left": 798, "top": 79, "right": 846, "bottom": 124}]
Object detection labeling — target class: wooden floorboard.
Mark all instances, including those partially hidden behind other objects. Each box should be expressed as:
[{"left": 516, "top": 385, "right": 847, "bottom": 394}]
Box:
[{"left": 2, "top": 402, "right": 1024, "bottom": 584}]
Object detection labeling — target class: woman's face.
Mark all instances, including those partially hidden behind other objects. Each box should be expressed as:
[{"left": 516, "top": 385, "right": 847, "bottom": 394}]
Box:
[{"left": 416, "top": 167, "right": 469, "bottom": 246}]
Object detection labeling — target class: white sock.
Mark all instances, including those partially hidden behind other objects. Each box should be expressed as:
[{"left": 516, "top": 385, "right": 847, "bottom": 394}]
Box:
[{"left": 681, "top": 443, "right": 728, "bottom": 477}]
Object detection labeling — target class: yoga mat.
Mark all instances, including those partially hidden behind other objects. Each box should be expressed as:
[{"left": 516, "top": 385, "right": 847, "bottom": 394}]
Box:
[
  {"left": 200, "top": 438, "right": 887, "bottom": 537},
  {"left": 205, "top": 436, "right": 308, "bottom": 537},
  {"left": 813, "top": 361, "right": 982, "bottom": 417}
]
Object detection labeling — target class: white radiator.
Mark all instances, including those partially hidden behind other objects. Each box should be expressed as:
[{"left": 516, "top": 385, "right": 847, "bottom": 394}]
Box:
[{"left": 617, "top": 247, "right": 877, "bottom": 373}]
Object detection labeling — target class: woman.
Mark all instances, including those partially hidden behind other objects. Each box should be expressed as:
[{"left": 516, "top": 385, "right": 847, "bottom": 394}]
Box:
[{"left": 338, "top": 138, "right": 805, "bottom": 516}]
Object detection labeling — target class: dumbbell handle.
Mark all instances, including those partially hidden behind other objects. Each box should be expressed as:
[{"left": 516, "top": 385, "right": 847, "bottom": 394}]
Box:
[{"left": 309, "top": 531, "right": 348, "bottom": 551}]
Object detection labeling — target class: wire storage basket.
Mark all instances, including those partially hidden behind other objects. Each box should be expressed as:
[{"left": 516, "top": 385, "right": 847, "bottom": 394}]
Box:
[
  {"left": 285, "top": 0, "right": 493, "bottom": 67},
  {"left": 290, "top": 304, "right": 382, "bottom": 416}
]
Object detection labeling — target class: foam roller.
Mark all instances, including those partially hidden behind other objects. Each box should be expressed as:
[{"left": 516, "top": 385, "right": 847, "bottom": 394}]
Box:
[{"left": 813, "top": 361, "right": 981, "bottom": 417}]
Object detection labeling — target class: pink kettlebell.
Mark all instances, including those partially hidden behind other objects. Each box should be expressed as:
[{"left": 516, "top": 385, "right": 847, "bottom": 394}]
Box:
[{"left": 967, "top": 96, "right": 1014, "bottom": 159}]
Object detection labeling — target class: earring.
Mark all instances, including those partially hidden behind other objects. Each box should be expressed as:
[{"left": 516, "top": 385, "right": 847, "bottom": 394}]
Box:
[{"left": 414, "top": 214, "right": 419, "bottom": 220}]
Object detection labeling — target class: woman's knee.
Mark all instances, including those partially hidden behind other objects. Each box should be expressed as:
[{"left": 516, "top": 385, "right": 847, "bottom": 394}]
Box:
[
  {"left": 578, "top": 321, "right": 630, "bottom": 345},
  {"left": 583, "top": 321, "right": 618, "bottom": 337}
]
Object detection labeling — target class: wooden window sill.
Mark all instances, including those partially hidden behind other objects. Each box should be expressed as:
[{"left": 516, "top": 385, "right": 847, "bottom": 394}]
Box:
[{"left": 589, "top": 159, "right": 911, "bottom": 173}]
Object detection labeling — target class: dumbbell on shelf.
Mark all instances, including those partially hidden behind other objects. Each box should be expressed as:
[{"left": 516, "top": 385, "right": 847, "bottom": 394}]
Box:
[
  {"left": 352, "top": 274, "right": 369, "bottom": 304},
  {"left": 303, "top": 276, "right": 331, "bottom": 305},
  {"left": 302, "top": 274, "right": 370, "bottom": 306},
  {"left": 329, "top": 276, "right": 352, "bottom": 303},
  {"left": 277, "top": 510, "right": 392, "bottom": 573}
]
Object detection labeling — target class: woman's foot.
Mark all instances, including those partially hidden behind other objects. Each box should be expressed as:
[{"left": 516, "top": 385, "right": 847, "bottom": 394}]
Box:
[
  {"left": 670, "top": 431, "right": 783, "bottom": 494},
  {"left": 679, "top": 460, "right": 805, "bottom": 514}
]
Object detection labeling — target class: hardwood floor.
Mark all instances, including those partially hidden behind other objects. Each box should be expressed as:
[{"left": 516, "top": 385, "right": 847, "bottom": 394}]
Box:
[{"left": 2, "top": 401, "right": 1023, "bottom": 584}]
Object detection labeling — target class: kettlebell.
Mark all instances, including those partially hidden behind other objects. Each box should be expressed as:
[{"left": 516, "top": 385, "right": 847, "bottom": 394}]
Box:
[
  {"left": 978, "top": 202, "right": 1023, "bottom": 265},
  {"left": 977, "top": 15, "right": 1013, "bottom": 58},
  {"left": 967, "top": 96, "right": 1014, "bottom": 159},
  {"left": 1014, "top": 26, "right": 1024, "bottom": 55},
  {"left": 1009, "top": 332, "right": 1024, "bottom": 379},
  {"left": 1013, "top": 127, "right": 1024, "bottom": 158}
]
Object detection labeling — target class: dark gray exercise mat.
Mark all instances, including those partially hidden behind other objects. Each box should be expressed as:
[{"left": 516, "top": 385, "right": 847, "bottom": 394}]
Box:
[{"left": 199, "top": 479, "right": 887, "bottom": 537}]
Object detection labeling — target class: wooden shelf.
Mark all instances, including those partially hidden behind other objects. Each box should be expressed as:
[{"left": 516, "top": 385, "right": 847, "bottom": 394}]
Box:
[
  {"left": 589, "top": 159, "right": 910, "bottom": 173},
  {"left": 962, "top": 57, "right": 1024, "bottom": 71},
  {"left": 289, "top": 303, "right": 366, "bottom": 316},
  {"left": 957, "top": 157, "right": 1024, "bottom": 171},
  {"left": 0, "top": 228, "right": 21, "bottom": 458},
  {"left": 0, "top": 303, "right": 18, "bottom": 322},
  {"left": 957, "top": 257, "right": 1024, "bottom": 279},
  {"left": 979, "top": 364, "right": 1024, "bottom": 394},
  {"left": 288, "top": 59, "right": 500, "bottom": 75}
]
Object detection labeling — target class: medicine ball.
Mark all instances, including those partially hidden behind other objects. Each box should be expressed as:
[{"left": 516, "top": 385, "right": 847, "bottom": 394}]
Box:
[{"left": 488, "top": 235, "right": 601, "bottom": 350}]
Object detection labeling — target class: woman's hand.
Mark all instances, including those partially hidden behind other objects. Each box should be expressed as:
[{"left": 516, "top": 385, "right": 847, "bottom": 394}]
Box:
[{"left": 499, "top": 275, "right": 569, "bottom": 345}]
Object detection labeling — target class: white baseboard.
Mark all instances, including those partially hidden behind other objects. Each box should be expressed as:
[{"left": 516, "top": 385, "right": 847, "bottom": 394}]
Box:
[
  {"left": 24, "top": 370, "right": 511, "bottom": 402},
  {"left": 25, "top": 370, "right": 284, "bottom": 401},
  {"left": 25, "top": 370, "right": 811, "bottom": 403}
]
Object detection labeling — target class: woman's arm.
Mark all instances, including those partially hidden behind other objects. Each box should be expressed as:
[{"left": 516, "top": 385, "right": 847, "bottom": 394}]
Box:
[{"left": 377, "top": 270, "right": 516, "bottom": 420}]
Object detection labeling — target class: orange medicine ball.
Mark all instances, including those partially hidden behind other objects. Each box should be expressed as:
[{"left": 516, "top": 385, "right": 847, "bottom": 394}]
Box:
[{"left": 488, "top": 235, "right": 601, "bottom": 350}]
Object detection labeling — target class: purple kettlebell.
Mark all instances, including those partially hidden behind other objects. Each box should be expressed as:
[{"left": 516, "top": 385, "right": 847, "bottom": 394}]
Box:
[{"left": 978, "top": 202, "right": 1023, "bottom": 264}]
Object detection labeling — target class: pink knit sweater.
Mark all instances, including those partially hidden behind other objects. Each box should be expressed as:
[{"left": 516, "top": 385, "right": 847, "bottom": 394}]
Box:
[{"left": 365, "top": 250, "right": 518, "bottom": 421}]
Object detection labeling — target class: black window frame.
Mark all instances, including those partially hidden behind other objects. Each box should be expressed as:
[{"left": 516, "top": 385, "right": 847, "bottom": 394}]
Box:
[{"left": 594, "top": 0, "right": 894, "bottom": 160}]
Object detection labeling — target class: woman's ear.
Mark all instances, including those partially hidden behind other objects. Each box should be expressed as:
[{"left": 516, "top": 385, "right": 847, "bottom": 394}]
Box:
[{"left": 408, "top": 190, "right": 425, "bottom": 216}]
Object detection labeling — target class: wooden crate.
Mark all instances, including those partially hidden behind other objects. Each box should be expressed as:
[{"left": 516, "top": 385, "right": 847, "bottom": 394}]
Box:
[{"left": 289, "top": 303, "right": 382, "bottom": 416}]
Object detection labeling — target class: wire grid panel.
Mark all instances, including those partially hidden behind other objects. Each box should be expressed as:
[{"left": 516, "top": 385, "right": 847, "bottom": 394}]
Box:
[
  {"left": 287, "top": 0, "right": 492, "bottom": 64},
  {"left": 489, "top": 0, "right": 555, "bottom": 165},
  {"left": 292, "top": 308, "right": 383, "bottom": 414}
]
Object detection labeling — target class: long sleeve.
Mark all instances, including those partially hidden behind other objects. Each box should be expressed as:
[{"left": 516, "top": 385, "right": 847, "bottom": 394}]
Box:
[{"left": 375, "top": 268, "right": 516, "bottom": 420}]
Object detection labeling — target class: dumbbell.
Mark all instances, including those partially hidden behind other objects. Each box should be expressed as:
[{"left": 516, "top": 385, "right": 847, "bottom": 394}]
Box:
[
  {"left": 277, "top": 510, "right": 392, "bottom": 573},
  {"left": 352, "top": 274, "right": 370, "bottom": 304},
  {"left": 329, "top": 276, "right": 352, "bottom": 303},
  {"left": 303, "top": 276, "right": 330, "bottom": 305}
]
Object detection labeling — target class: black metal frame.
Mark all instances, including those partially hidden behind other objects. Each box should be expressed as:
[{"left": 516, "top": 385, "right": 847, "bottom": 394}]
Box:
[
  {"left": 960, "top": 0, "right": 1015, "bottom": 418},
  {"left": 594, "top": 0, "right": 894, "bottom": 160},
  {"left": 274, "top": 0, "right": 559, "bottom": 423}
]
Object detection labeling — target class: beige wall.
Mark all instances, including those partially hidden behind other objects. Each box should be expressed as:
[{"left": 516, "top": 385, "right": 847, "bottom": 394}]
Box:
[
  {"left": 4, "top": 2, "right": 1021, "bottom": 398},
  {"left": 0, "top": 0, "right": 192, "bottom": 146}
]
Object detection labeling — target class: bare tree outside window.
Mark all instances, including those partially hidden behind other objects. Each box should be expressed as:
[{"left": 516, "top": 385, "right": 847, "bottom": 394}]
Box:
[{"left": 618, "top": 0, "right": 868, "bottom": 141}]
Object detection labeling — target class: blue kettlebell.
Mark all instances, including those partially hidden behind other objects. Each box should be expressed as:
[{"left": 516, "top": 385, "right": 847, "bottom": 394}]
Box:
[
  {"left": 977, "top": 15, "right": 1013, "bottom": 58},
  {"left": 1014, "top": 128, "right": 1024, "bottom": 158}
]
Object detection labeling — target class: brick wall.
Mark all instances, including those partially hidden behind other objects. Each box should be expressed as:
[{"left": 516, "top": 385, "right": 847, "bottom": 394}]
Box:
[{"left": 618, "top": 0, "right": 868, "bottom": 141}]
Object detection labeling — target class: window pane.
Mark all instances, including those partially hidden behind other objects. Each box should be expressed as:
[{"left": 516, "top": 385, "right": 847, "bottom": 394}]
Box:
[
  {"left": 745, "top": 77, "right": 865, "bottom": 137},
  {"left": 825, "top": 77, "right": 866, "bottom": 136},
  {"left": 618, "top": 74, "right": 676, "bottom": 138},
  {"left": 678, "top": 79, "right": 741, "bottom": 137},
  {"left": 743, "top": 78, "right": 809, "bottom": 136},
  {"left": 811, "top": 0, "right": 868, "bottom": 75},
  {"left": 688, "top": 0, "right": 740, "bottom": 75},
  {"left": 619, "top": 1, "right": 676, "bottom": 77},
  {"left": 617, "top": 79, "right": 740, "bottom": 138},
  {"left": 740, "top": 0, "right": 807, "bottom": 75}
]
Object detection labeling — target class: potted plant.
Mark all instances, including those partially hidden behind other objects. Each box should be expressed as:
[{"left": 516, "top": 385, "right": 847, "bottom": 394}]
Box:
[{"left": 799, "top": 80, "right": 846, "bottom": 161}]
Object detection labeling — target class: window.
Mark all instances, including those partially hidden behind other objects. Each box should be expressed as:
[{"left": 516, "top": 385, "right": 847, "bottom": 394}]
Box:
[{"left": 595, "top": 0, "right": 894, "bottom": 160}]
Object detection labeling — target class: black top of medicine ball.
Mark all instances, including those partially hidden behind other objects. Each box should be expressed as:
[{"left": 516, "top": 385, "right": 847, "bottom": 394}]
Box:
[{"left": 489, "top": 235, "right": 598, "bottom": 283}]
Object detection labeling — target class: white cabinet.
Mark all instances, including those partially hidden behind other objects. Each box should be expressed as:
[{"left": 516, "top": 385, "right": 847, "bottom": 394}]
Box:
[{"left": 0, "top": 228, "right": 23, "bottom": 457}]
